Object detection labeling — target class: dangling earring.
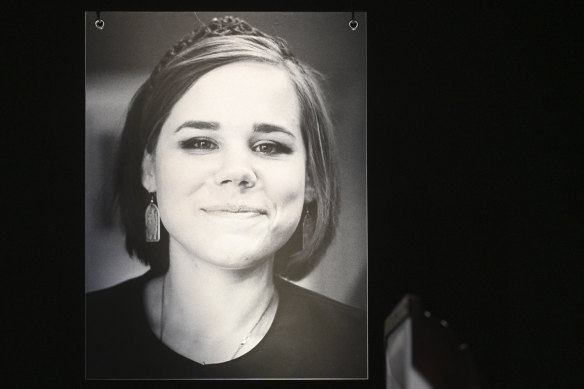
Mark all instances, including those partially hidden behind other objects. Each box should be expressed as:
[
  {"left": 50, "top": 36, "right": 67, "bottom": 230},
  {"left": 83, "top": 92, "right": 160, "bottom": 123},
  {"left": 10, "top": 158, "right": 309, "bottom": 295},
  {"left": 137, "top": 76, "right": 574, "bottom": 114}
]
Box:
[
  {"left": 145, "top": 193, "right": 160, "bottom": 243},
  {"left": 302, "top": 208, "right": 313, "bottom": 251}
]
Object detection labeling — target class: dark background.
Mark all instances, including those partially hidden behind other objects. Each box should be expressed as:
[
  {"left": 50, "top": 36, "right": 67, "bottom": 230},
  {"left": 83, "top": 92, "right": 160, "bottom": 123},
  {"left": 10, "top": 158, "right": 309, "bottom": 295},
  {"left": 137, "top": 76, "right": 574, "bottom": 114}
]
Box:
[
  {"left": 366, "top": 2, "right": 582, "bottom": 388},
  {"left": 3, "top": 1, "right": 582, "bottom": 388}
]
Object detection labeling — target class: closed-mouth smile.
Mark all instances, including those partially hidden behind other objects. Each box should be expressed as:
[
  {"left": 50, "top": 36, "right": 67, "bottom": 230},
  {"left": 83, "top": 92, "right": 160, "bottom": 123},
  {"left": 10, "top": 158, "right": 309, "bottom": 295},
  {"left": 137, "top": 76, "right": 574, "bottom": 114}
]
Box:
[{"left": 201, "top": 204, "right": 267, "bottom": 217}]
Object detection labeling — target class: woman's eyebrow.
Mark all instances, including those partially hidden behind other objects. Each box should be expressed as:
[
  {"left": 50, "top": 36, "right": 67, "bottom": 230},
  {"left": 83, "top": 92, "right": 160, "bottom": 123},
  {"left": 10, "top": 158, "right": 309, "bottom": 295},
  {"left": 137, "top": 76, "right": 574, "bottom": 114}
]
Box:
[
  {"left": 174, "top": 120, "right": 219, "bottom": 133},
  {"left": 253, "top": 123, "right": 296, "bottom": 139}
]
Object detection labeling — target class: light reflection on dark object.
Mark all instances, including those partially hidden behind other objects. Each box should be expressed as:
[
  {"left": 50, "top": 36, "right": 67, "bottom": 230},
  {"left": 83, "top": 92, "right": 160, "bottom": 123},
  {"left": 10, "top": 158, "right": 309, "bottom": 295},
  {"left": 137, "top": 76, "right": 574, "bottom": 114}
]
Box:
[{"left": 385, "top": 295, "right": 488, "bottom": 389}]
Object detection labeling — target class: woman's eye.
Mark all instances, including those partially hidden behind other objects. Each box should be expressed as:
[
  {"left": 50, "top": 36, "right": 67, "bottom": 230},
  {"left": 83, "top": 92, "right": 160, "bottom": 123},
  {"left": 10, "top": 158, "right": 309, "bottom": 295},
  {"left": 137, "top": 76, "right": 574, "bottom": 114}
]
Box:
[
  {"left": 253, "top": 142, "right": 291, "bottom": 155},
  {"left": 180, "top": 138, "right": 218, "bottom": 150}
]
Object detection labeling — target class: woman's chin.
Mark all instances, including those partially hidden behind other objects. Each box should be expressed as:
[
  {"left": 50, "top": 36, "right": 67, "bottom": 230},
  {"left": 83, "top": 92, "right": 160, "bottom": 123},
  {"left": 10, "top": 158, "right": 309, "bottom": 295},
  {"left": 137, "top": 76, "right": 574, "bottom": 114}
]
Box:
[
  {"left": 190, "top": 242, "right": 276, "bottom": 271},
  {"left": 170, "top": 226, "right": 296, "bottom": 271},
  {"left": 201, "top": 255, "right": 273, "bottom": 273}
]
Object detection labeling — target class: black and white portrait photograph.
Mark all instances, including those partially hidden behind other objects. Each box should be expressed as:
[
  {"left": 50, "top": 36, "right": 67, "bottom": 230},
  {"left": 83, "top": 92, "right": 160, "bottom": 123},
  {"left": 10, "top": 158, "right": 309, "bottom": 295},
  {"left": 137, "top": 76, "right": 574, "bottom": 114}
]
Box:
[
  {"left": 84, "top": 12, "right": 367, "bottom": 379},
  {"left": 5, "top": 3, "right": 581, "bottom": 387}
]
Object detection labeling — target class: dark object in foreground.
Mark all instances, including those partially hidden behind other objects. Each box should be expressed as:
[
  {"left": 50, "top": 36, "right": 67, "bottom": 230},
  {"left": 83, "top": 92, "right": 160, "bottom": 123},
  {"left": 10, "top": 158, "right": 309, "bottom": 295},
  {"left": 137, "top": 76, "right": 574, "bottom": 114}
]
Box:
[{"left": 384, "top": 295, "right": 486, "bottom": 389}]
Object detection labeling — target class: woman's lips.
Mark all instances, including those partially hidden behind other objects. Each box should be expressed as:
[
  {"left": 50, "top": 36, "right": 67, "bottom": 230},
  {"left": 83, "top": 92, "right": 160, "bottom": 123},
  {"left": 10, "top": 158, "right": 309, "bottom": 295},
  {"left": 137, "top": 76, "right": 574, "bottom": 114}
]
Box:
[{"left": 201, "top": 204, "right": 268, "bottom": 217}]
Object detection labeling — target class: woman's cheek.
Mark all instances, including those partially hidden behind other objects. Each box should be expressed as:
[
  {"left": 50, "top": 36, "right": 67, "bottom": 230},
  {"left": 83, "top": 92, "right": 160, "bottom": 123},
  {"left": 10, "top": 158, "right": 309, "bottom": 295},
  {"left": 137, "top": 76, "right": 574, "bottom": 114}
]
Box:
[
  {"left": 270, "top": 162, "right": 305, "bottom": 202},
  {"left": 274, "top": 175, "right": 306, "bottom": 226}
]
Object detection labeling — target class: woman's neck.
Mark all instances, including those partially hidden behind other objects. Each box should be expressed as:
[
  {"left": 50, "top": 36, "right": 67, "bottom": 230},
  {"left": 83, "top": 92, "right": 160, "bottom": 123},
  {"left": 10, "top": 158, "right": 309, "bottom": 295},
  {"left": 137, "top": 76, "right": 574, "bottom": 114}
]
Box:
[
  {"left": 165, "top": 247, "right": 275, "bottom": 329},
  {"left": 144, "top": 241, "right": 278, "bottom": 364}
]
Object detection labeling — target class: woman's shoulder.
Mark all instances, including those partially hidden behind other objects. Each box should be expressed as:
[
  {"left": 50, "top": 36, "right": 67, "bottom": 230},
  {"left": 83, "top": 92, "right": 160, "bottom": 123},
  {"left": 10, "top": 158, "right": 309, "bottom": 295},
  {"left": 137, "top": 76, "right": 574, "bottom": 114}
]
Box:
[
  {"left": 87, "top": 272, "right": 148, "bottom": 296},
  {"left": 85, "top": 271, "right": 155, "bottom": 378},
  {"left": 86, "top": 272, "right": 151, "bottom": 315},
  {"left": 275, "top": 277, "right": 365, "bottom": 321},
  {"left": 271, "top": 277, "right": 367, "bottom": 378},
  {"left": 86, "top": 272, "right": 153, "bottom": 332},
  {"left": 274, "top": 277, "right": 366, "bottom": 342}
]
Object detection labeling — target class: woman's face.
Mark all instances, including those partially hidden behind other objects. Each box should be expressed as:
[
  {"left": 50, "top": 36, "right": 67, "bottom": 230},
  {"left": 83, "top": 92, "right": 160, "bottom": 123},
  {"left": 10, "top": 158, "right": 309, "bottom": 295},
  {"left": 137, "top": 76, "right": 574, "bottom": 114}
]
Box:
[{"left": 142, "top": 61, "right": 309, "bottom": 270}]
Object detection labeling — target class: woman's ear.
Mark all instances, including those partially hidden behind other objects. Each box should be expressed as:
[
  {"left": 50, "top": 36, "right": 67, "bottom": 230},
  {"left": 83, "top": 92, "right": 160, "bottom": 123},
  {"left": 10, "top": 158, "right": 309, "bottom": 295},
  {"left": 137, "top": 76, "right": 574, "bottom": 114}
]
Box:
[{"left": 141, "top": 152, "right": 157, "bottom": 192}]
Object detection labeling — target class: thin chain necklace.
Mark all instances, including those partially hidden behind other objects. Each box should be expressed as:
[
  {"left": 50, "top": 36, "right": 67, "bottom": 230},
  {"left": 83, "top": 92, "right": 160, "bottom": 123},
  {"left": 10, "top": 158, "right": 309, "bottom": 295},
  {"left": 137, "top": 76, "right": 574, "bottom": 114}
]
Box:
[
  {"left": 230, "top": 291, "right": 275, "bottom": 360},
  {"left": 159, "top": 273, "right": 276, "bottom": 363}
]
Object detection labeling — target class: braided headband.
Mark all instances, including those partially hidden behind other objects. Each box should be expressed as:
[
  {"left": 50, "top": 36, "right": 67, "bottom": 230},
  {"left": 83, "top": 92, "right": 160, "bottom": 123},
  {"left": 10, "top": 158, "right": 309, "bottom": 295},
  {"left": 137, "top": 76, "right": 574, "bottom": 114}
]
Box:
[{"left": 150, "top": 16, "right": 300, "bottom": 83}]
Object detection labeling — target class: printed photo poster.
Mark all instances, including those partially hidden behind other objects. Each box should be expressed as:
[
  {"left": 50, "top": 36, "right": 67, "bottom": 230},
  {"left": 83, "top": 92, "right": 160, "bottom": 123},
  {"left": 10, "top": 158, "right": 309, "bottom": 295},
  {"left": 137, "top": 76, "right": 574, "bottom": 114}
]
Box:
[{"left": 85, "top": 12, "right": 367, "bottom": 379}]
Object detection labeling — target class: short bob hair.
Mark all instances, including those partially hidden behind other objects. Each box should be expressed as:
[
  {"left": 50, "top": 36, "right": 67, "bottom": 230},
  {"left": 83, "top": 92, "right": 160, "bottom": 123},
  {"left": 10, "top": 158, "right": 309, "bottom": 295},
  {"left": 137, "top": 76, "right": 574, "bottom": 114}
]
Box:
[{"left": 115, "top": 16, "right": 339, "bottom": 281}]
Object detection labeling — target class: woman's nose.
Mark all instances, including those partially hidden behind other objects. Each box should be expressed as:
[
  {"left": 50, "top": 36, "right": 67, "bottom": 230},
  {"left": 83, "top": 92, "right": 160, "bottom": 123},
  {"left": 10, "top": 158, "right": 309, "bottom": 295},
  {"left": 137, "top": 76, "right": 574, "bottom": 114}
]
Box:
[{"left": 214, "top": 149, "right": 257, "bottom": 189}]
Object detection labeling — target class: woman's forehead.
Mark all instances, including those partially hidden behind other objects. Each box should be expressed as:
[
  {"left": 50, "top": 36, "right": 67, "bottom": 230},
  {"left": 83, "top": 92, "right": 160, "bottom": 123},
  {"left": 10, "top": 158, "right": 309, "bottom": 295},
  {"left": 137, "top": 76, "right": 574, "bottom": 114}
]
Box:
[{"left": 165, "top": 61, "right": 301, "bottom": 132}]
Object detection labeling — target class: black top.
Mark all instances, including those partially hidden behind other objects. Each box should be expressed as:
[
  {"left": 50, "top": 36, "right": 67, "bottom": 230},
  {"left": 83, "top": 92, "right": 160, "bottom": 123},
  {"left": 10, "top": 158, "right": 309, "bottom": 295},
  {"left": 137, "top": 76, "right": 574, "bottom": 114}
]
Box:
[{"left": 85, "top": 271, "right": 367, "bottom": 379}]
